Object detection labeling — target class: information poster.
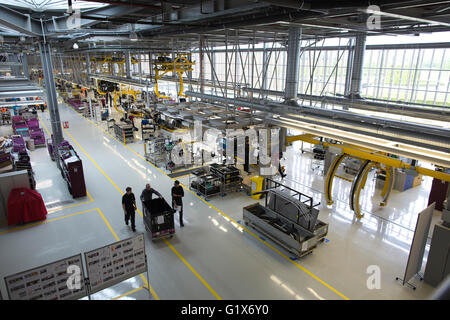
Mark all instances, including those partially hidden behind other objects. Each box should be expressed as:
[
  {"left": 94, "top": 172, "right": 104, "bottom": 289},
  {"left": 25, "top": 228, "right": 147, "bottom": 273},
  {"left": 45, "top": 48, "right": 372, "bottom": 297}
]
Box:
[
  {"left": 95, "top": 103, "right": 101, "bottom": 123},
  {"left": 4, "top": 254, "right": 86, "bottom": 300},
  {"left": 84, "top": 234, "right": 147, "bottom": 294}
]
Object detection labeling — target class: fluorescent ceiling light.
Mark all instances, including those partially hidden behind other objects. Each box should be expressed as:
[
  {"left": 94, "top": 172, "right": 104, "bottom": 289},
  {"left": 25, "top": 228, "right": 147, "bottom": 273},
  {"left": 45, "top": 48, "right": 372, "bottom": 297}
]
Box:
[
  {"left": 361, "top": 8, "right": 450, "bottom": 28},
  {"left": 130, "top": 31, "right": 138, "bottom": 41}
]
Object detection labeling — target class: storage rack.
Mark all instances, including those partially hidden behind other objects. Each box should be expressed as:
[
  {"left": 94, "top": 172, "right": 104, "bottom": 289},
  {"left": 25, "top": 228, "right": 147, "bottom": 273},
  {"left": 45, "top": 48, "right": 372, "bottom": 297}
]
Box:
[
  {"left": 11, "top": 151, "right": 35, "bottom": 189},
  {"left": 145, "top": 137, "right": 166, "bottom": 166},
  {"left": 209, "top": 163, "right": 243, "bottom": 195},
  {"left": 113, "top": 123, "right": 134, "bottom": 143},
  {"left": 190, "top": 171, "right": 222, "bottom": 199},
  {"left": 56, "top": 144, "right": 87, "bottom": 198},
  {"left": 189, "top": 164, "right": 243, "bottom": 199},
  {"left": 83, "top": 103, "right": 93, "bottom": 118},
  {"left": 141, "top": 119, "right": 156, "bottom": 141},
  {"left": 1, "top": 113, "right": 11, "bottom": 125}
]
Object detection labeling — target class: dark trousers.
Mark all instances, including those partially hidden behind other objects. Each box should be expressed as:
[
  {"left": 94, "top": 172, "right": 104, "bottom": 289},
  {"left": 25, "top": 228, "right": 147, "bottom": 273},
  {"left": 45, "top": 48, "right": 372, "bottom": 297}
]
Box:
[
  {"left": 125, "top": 208, "right": 136, "bottom": 229},
  {"left": 173, "top": 200, "right": 183, "bottom": 225}
]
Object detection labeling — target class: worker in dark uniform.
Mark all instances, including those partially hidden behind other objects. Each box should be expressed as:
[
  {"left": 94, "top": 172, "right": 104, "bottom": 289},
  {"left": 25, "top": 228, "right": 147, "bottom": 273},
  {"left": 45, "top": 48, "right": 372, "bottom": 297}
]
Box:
[
  {"left": 140, "top": 183, "right": 163, "bottom": 211},
  {"left": 122, "top": 187, "right": 137, "bottom": 232},
  {"left": 172, "top": 180, "right": 185, "bottom": 227}
]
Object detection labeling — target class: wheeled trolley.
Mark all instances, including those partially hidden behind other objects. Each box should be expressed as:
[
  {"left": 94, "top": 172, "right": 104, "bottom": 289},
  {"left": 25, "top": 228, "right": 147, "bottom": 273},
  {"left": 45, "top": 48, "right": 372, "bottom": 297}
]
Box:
[
  {"left": 142, "top": 198, "right": 175, "bottom": 240},
  {"left": 242, "top": 178, "right": 328, "bottom": 258}
]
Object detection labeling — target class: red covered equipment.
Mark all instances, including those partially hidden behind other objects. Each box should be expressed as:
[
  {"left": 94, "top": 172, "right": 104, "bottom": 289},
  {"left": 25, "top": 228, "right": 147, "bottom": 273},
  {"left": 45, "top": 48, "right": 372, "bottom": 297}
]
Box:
[{"left": 7, "top": 188, "right": 47, "bottom": 226}]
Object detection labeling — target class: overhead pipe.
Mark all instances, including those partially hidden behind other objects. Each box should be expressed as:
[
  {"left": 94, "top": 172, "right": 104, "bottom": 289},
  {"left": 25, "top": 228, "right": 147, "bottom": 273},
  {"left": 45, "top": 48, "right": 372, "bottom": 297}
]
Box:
[
  {"left": 186, "top": 91, "right": 449, "bottom": 138},
  {"left": 77, "top": 0, "right": 162, "bottom": 10},
  {"left": 347, "top": 33, "right": 366, "bottom": 98},
  {"left": 284, "top": 26, "right": 302, "bottom": 102},
  {"left": 283, "top": 112, "right": 450, "bottom": 152},
  {"left": 141, "top": 8, "right": 321, "bottom": 37},
  {"left": 241, "top": 86, "right": 450, "bottom": 121},
  {"left": 185, "top": 91, "right": 450, "bottom": 153},
  {"left": 269, "top": 117, "right": 450, "bottom": 169}
]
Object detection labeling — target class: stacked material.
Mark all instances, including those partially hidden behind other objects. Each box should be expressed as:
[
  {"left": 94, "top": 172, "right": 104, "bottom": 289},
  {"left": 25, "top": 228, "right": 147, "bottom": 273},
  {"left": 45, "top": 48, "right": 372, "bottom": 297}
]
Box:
[
  {"left": 26, "top": 118, "right": 46, "bottom": 146},
  {"left": 11, "top": 150, "right": 35, "bottom": 189},
  {"left": 0, "top": 150, "right": 11, "bottom": 169},
  {"left": 12, "top": 116, "right": 29, "bottom": 136},
  {"left": 11, "top": 135, "right": 26, "bottom": 153},
  {"left": 29, "top": 128, "right": 46, "bottom": 146},
  {"left": 67, "top": 98, "right": 84, "bottom": 111}
]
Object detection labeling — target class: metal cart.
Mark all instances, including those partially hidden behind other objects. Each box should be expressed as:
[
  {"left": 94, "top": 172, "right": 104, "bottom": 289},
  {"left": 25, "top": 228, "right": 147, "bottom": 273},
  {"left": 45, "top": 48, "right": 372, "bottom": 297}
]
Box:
[
  {"left": 243, "top": 178, "right": 328, "bottom": 258},
  {"left": 142, "top": 198, "right": 175, "bottom": 240}
]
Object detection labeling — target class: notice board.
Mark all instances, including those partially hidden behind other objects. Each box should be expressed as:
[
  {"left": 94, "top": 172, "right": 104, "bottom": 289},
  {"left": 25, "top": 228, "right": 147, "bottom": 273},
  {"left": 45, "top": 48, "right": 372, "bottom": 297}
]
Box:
[
  {"left": 402, "top": 203, "right": 435, "bottom": 285},
  {"left": 4, "top": 254, "right": 86, "bottom": 300},
  {"left": 84, "top": 233, "right": 147, "bottom": 294}
]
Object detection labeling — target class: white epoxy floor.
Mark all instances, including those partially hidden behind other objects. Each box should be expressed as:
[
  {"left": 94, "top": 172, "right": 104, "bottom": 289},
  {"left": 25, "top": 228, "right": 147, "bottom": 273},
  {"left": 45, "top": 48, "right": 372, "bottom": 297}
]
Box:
[{"left": 0, "top": 101, "right": 442, "bottom": 300}]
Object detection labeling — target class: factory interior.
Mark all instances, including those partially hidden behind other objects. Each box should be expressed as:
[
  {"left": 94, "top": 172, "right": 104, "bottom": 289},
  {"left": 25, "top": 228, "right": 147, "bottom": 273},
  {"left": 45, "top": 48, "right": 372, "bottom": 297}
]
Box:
[{"left": 0, "top": 0, "right": 449, "bottom": 302}]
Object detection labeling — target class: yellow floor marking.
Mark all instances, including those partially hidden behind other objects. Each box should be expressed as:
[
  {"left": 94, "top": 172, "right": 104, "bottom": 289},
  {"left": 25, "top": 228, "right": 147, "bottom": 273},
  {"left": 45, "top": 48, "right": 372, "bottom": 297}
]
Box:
[
  {"left": 96, "top": 207, "right": 119, "bottom": 241},
  {"left": 57, "top": 111, "right": 211, "bottom": 300},
  {"left": 112, "top": 286, "right": 146, "bottom": 300},
  {"left": 96, "top": 208, "right": 159, "bottom": 300},
  {"left": 185, "top": 198, "right": 350, "bottom": 300},
  {"left": 163, "top": 238, "right": 222, "bottom": 300},
  {"left": 0, "top": 206, "right": 158, "bottom": 300},
  {"left": 171, "top": 173, "right": 191, "bottom": 179},
  {"left": 38, "top": 116, "right": 51, "bottom": 136},
  {"left": 38, "top": 116, "right": 94, "bottom": 213},
  {"left": 79, "top": 112, "right": 349, "bottom": 299},
  {"left": 0, "top": 208, "right": 97, "bottom": 235},
  {"left": 169, "top": 165, "right": 204, "bottom": 175},
  {"left": 63, "top": 130, "right": 123, "bottom": 195},
  {"left": 63, "top": 101, "right": 348, "bottom": 300},
  {"left": 46, "top": 190, "right": 94, "bottom": 213}
]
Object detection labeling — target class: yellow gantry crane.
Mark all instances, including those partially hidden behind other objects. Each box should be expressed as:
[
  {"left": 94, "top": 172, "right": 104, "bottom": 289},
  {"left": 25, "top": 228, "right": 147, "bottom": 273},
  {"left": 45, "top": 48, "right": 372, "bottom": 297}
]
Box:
[
  {"left": 95, "top": 79, "right": 143, "bottom": 117},
  {"left": 90, "top": 55, "right": 139, "bottom": 75},
  {"left": 286, "top": 134, "right": 450, "bottom": 219},
  {"left": 153, "top": 54, "right": 195, "bottom": 99}
]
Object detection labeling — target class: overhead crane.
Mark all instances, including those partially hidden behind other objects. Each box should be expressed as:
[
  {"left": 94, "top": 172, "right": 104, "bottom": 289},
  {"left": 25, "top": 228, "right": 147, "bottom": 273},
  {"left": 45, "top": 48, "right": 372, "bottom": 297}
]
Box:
[
  {"left": 88, "top": 55, "right": 139, "bottom": 76},
  {"left": 153, "top": 54, "right": 195, "bottom": 99},
  {"left": 95, "top": 79, "right": 144, "bottom": 117},
  {"left": 286, "top": 134, "right": 450, "bottom": 219}
]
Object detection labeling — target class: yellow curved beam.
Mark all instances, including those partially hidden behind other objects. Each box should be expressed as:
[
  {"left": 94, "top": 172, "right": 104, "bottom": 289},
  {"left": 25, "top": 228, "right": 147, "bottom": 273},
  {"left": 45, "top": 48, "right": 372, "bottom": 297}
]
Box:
[
  {"left": 154, "top": 70, "right": 171, "bottom": 99},
  {"left": 177, "top": 71, "right": 186, "bottom": 97},
  {"left": 113, "top": 91, "right": 124, "bottom": 114},
  {"left": 95, "top": 79, "right": 107, "bottom": 96},
  {"left": 112, "top": 89, "right": 144, "bottom": 118},
  {"left": 324, "top": 154, "right": 346, "bottom": 205},
  {"left": 153, "top": 55, "right": 195, "bottom": 99},
  {"left": 381, "top": 165, "right": 390, "bottom": 197},
  {"left": 285, "top": 135, "right": 450, "bottom": 182},
  {"left": 380, "top": 165, "right": 395, "bottom": 207},
  {"left": 350, "top": 160, "right": 375, "bottom": 219}
]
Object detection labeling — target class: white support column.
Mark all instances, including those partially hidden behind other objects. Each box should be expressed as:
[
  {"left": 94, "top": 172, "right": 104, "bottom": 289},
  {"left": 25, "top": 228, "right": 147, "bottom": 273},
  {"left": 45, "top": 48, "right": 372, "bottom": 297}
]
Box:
[
  {"left": 85, "top": 53, "right": 91, "bottom": 83},
  {"left": 22, "top": 53, "right": 29, "bottom": 79},
  {"left": 347, "top": 33, "right": 366, "bottom": 98},
  {"left": 39, "top": 42, "right": 64, "bottom": 149},
  {"left": 199, "top": 35, "right": 205, "bottom": 94},
  {"left": 125, "top": 50, "right": 132, "bottom": 79},
  {"left": 284, "top": 26, "right": 302, "bottom": 104}
]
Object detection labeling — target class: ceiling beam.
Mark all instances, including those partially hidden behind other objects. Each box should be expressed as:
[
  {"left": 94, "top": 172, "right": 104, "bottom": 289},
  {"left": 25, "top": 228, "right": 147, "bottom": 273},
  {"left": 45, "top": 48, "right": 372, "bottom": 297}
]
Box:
[{"left": 0, "top": 4, "right": 42, "bottom": 36}]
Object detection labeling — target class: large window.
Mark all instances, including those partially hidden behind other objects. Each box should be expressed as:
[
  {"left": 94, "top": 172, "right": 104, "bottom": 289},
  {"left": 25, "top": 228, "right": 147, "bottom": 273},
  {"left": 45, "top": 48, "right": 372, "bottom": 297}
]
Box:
[
  {"left": 298, "top": 42, "right": 350, "bottom": 98},
  {"left": 362, "top": 48, "right": 449, "bottom": 106}
]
